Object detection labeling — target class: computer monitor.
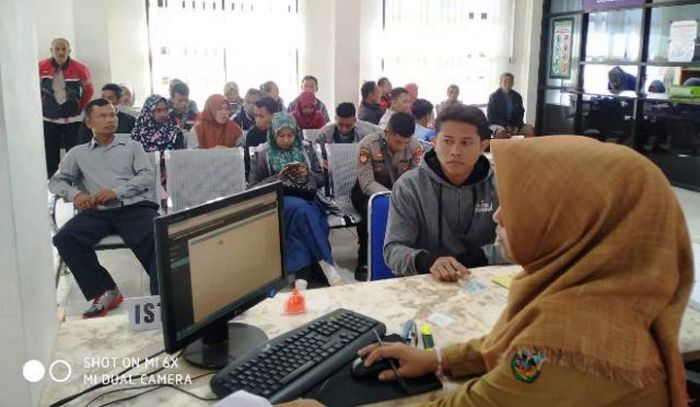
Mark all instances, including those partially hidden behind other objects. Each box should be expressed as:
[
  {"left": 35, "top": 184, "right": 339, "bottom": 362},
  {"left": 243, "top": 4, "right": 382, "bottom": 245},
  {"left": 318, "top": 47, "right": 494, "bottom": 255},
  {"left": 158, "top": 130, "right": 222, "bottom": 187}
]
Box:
[{"left": 155, "top": 182, "right": 287, "bottom": 369}]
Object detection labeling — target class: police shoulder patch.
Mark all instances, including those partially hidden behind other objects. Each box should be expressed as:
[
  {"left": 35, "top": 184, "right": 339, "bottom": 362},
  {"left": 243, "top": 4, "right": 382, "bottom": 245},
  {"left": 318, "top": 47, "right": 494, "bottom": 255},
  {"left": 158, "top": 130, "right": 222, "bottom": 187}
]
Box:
[
  {"left": 510, "top": 347, "right": 546, "bottom": 384},
  {"left": 359, "top": 148, "right": 371, "bottom": 164}
]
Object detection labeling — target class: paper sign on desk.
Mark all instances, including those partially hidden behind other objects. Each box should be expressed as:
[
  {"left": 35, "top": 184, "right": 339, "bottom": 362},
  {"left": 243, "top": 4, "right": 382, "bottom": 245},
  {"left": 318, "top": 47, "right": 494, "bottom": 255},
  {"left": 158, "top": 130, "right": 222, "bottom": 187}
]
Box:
[
  {"left": 690, "top": 243, "right": 700, "bottom": 311},
  {"left": 124, "top": 295, "right": 162, "bottom": 331},
  {"left": 492, "top": 274, "right": 514, "bottom": 289}
]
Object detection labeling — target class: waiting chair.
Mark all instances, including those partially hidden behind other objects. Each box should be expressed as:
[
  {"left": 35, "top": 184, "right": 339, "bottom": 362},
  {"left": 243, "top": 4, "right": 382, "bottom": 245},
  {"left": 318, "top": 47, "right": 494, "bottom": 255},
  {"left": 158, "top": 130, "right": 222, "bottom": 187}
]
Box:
[
  {"left": 184, "top": 130, "right": 199, "bottom": 149},
  {"left": 367, "top": 191, "right": 394, "bottom": 281},
  {"left": 324, "top": 143, "right": 361, "bottom": 228},
  {"left": 303, "top": 129, "right": 322, "bottom": 143},
  {"left": 165, "top": 148, "right": 246, "bottom": 212}
]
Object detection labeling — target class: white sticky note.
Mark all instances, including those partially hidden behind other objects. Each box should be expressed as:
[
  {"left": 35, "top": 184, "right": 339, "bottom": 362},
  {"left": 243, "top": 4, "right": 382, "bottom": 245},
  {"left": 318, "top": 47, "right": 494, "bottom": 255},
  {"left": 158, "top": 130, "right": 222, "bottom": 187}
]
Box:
[{"left": 427, "top": 312, "right": 454, "bottom": 328}]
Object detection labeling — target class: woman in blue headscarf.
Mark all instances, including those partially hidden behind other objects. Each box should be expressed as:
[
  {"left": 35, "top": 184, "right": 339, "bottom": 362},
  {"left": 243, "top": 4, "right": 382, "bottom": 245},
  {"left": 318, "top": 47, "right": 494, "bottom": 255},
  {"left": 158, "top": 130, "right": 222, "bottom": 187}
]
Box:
[{"left": 249, "top": 112, "right": 343, "bottom": 287}]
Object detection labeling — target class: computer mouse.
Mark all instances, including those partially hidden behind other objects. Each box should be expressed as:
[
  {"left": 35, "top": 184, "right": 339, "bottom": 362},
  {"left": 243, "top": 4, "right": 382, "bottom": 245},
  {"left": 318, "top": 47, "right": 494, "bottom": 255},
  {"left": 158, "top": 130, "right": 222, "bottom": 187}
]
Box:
[{"left": 351, "top": 356, "right": 399, "bottom": 379}]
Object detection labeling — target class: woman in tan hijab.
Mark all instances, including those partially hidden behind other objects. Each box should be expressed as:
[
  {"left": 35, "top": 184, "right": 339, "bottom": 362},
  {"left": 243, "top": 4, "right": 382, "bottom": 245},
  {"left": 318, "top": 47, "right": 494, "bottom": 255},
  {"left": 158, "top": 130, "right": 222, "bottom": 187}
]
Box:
[
  {"left": 357, "top": 136, "right": 693, "bottom": 406},
  {"left": 193, "top": 94, "right": 243, "bottom": 149}
]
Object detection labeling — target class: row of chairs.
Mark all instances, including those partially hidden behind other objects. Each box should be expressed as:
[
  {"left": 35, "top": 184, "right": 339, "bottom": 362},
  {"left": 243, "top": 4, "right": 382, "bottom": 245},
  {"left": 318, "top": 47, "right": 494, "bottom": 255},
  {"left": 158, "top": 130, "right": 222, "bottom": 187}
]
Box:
[{"left": 49, "top": 130, "right": 401, "bottom": 285}]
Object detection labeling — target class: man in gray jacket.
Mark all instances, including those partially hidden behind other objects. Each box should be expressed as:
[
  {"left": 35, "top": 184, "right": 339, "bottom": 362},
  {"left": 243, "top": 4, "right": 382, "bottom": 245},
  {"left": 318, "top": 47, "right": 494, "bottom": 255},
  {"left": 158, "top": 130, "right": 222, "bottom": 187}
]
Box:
[
  {"left": 384, "top": 104, "right": 505, "bottom": 281},
  {"left": 317, "top": 102, "right": 381, "bottom": 144}
]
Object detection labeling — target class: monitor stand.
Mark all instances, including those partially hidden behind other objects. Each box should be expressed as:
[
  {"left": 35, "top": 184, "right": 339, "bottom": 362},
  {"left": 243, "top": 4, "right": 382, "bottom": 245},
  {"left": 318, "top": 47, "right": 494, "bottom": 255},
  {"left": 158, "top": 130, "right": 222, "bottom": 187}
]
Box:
[{"left": 183, "top": 320, "right": 268, "bottom": 369}]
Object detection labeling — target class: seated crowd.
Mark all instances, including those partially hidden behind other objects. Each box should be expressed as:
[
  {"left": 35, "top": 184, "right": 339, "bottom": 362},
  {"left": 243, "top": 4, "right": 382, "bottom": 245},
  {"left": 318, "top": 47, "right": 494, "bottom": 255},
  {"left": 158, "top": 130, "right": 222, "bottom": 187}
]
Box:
[
  {"left": 42, "top": 37, "right": 692, "bottom": 405},
  {"left": 47, "top": 62, "right": 530, "bottom": 313}
]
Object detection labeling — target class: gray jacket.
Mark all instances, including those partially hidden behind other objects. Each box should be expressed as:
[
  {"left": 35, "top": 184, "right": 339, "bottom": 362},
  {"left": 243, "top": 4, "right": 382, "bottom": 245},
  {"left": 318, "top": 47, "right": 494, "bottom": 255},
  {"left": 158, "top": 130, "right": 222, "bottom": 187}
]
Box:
[
  {"left": 384, "top": 151, "right": 506, "bottom": 276},
  {"left": 317, "top": 120, "right": 381, "bottom": 144}
]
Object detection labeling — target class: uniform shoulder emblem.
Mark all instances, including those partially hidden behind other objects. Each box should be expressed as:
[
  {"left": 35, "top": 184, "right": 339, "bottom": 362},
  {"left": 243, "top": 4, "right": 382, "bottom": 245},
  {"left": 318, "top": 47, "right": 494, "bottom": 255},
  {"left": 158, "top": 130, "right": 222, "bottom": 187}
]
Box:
[
  {"left": 510, "top": 347, "right": 546, "bottom": 384},
  {"left": 413, "top": 145, "right": 424, "bottom": 162},
  {"left": 359, "top": 148, "right": 371, "bottom": 164}
]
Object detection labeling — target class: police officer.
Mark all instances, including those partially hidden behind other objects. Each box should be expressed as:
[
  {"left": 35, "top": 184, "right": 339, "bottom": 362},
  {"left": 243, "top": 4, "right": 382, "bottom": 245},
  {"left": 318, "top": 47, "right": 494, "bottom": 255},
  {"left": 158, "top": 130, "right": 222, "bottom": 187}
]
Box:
[{"left": 351, "top": 112, "right": 424, "bottom": 280}]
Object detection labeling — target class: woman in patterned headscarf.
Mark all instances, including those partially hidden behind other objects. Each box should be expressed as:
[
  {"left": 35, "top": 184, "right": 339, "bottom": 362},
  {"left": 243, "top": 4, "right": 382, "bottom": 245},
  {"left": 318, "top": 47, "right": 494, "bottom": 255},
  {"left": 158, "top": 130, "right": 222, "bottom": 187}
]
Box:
[
  {"left": 358, "top": 136, "right": 692, "bottom": 406},
  {"left": 132, "top": 94, "right": 184, "bottom": 152},
  {"left": 131, "top": 94, "right": 184, "bottom": 188},
  {"left": 249, "top": 112, "right": 343, "bottom": 287}
]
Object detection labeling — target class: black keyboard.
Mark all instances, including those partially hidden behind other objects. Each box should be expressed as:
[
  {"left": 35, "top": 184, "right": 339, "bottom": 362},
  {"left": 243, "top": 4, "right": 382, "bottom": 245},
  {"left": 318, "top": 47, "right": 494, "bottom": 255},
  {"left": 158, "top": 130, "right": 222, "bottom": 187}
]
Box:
[{"left": 210, "top": 308, "right": 386, "bottom": 403}]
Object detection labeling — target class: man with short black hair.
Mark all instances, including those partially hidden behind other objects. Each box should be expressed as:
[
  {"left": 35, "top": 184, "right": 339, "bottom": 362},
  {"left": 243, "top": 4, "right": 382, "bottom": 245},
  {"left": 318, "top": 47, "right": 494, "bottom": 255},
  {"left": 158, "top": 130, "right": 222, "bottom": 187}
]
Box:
[
  {"left": 77, "top": 83, "right": 136, "bottom": 144},
  {"left": 169, "top": 81, "right": 198, "bottom": 130},
  {"left": 377, "top": 77, "right": 393, "bottom": 111},
  {"left": 40, "top": 38, "right": 95, "bottom": 178},
  {"left": 411, "top": 98, "right": 434, "bottom": 141},
  {"left": 487, "top": 73, "right": 533, "bottom": 138},
  {"left": 358, "top": 81, "right": 384, "bottom": 125},
  {"left": 351, "top": 112, "right": 424, "bottom": 280},
  {"left": 385, "top": 104, "right": 505, "bottom": 282},
  {"left": 49, "top": 99, "right": 159, "bottom": 318},
  {"left": 246, "top": 96, "right": 281, "bottom": 148},
  {"left": 287, "top": 75, "right": 330, "bottom": 121},
  {"left": 317, "top": 103, "right": 380, "bottom": 144},
  {"left": 378, "top": 87, "right": 411, "bottom": 130},
  {"left": 233, "top": 88, "right": 262, "bottom": 131}
]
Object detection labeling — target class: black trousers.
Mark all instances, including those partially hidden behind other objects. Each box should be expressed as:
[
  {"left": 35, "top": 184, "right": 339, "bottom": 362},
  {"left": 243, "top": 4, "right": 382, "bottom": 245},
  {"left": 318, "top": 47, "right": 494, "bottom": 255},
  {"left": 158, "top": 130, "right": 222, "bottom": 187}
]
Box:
[
  {"left": 350, "top": 183, "right": 370, "bottom": 268},
  {"left": 44, "top": 121, "right": 81, "bottom": 178},
  {"left": 53, "top": 202, "right": 159, "bottom": 300}
]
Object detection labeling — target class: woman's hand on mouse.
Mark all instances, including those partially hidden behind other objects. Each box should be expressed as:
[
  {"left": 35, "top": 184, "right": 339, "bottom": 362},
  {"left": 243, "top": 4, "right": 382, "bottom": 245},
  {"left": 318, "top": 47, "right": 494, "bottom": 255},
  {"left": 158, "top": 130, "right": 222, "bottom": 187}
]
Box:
[{"left": 357, "top": 343, "right": 439, "bottom": 381}]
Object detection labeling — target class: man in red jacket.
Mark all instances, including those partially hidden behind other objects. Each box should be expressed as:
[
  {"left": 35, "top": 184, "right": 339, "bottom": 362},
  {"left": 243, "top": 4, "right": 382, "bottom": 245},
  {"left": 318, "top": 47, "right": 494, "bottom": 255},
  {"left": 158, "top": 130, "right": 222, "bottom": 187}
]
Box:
[{"left": 39, "top": 38, "right": 94, "bottom": 178}]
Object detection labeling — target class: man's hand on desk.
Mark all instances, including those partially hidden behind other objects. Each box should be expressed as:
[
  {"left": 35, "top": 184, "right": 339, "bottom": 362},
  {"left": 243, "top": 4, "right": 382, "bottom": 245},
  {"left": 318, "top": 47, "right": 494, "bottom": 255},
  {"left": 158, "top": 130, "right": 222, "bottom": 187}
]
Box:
[
  {"left": 430, "top": 256, "right": 470, "bottom": 282},
  {"left": 92, "top": 189, "right": 118, "bottom": 205},
  {"left": 358, "top": 342, "right": 440, "bottom": 381},
  {"left": 74, "top": 192, "right": 96, "bottom": 210}
]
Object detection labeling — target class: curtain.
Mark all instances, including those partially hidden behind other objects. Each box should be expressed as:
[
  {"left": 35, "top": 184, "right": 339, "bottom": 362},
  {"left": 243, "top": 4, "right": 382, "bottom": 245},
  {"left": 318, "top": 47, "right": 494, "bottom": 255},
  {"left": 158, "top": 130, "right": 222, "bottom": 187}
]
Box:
[
  {"left": 148, "top": 0, "right": 299, "bottom": 107},
  {"left": 380, "top": 0, "right": 514, "bottom": 105}
]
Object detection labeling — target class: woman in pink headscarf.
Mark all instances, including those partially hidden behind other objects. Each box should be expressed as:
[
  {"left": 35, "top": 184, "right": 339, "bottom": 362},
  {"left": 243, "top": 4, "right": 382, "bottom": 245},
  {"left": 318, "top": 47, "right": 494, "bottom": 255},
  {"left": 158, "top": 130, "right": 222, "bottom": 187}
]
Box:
[{"left": 291, "top": 91, "right": 327, "bottom": 130}]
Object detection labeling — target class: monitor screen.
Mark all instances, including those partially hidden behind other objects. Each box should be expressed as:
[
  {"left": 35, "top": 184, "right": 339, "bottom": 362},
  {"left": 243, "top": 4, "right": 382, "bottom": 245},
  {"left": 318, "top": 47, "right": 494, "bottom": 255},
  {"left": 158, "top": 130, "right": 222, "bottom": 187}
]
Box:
[{"left": 155, "top": 183, "right": 286, "bottom": 353}]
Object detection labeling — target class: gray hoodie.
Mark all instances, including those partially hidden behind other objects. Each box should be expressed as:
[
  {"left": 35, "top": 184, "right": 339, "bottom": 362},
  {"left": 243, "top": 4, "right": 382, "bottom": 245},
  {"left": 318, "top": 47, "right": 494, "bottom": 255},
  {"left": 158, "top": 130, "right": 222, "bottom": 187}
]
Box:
[{"left": 384, "top": 150, "right": 505, "bottom": 276}]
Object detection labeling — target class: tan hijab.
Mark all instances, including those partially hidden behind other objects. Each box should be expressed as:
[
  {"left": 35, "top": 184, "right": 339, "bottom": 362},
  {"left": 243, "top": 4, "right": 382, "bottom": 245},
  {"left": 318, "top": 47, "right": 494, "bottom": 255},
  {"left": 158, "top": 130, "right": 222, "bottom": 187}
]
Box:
[{"left": 485, "top": 136, "right": 692, "bottom": 406}]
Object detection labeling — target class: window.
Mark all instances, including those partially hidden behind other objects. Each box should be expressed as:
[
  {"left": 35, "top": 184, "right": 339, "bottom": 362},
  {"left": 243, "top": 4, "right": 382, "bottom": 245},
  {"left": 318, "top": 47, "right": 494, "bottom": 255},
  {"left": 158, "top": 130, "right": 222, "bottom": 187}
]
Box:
[
  {"left": 586, "top": 9, "right": 643, "bottom": 62},
  {"left": 648, "top": 3, "right": 700, "bottom": 63},
  {"left": 147, "top": 0, "right": 300, "bottom": 107},
  {"left": 379, "top": 0, "right": 515, "bottom": 105}
]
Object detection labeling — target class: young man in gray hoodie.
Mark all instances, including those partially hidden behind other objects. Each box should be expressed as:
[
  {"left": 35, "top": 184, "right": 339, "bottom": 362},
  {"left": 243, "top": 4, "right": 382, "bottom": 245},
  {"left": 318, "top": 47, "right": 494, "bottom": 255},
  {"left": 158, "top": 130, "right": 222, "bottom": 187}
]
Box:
[{"left": 384, "top": 104, "right": 505, "bottom": 282}]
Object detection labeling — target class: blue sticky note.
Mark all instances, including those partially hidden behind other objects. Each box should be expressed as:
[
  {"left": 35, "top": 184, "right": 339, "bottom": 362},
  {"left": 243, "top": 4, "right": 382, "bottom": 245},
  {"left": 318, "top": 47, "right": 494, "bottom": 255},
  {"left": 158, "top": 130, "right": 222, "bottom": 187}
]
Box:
[{"left": 463, "top": 281, "right": 486, "bottom": 294}]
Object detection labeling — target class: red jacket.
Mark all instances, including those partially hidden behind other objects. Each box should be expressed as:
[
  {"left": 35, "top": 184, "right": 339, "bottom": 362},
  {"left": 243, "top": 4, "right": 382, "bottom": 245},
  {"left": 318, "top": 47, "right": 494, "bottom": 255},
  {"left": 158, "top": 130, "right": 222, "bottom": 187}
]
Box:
[
  {"left": 39, "top": 57, "right": 94, "bottom": 119},
  {"left": 380, "top": 94, "right": 391, "bottom": 111}
]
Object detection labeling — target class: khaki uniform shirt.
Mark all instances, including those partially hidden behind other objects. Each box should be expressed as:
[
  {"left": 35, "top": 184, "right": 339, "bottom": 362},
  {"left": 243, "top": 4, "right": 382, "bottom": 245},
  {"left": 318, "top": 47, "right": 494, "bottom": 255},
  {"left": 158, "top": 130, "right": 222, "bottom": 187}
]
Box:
[
  {"left": 417, "top": 337, "right": 669, "bottom": 406},
  {"left": 356, "top": 132, "right": 423, "bottom": 196}
]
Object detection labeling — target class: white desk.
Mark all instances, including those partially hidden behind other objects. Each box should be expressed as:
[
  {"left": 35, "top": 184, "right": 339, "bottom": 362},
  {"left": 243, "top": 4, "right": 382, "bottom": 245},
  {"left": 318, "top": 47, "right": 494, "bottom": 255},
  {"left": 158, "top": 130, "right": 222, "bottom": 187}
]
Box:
[{"left": 40, "top": 266, "right": 700, "bottom": 406}]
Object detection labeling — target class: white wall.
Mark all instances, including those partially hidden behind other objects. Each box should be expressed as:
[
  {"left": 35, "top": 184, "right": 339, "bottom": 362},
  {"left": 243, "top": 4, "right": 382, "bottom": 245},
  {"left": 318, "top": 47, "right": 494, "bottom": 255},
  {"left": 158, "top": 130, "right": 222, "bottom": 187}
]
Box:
[
  {"left": 334, "top": 0, "right": 362, "bottom": 106},
  {"left": 299, "top": 0, "right": 336, "bottom": 109},
  {"left": 107, "top": 0, "right": 151, "bottom": 106},
  {"left": 35, "top": 0, "right": 75, "bottom": 60},
  {"left": 1, "top": 0, "right": 58, "bottom": 404},
  {"left": 511, "top": 0, "right": 545, "bottom": 124},
  {"left": 73, "top": 0, "right": 112, "bottom": 91},
  {"left": 358, "top": 0, "right": 383, "bottom": 85}
]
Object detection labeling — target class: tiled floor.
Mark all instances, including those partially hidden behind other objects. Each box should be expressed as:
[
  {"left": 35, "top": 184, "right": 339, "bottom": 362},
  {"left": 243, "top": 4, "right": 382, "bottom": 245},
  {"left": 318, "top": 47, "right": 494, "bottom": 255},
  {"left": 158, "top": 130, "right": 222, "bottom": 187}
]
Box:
[{"left": 55, "top": 187, "right": 700, "bottom": 319}]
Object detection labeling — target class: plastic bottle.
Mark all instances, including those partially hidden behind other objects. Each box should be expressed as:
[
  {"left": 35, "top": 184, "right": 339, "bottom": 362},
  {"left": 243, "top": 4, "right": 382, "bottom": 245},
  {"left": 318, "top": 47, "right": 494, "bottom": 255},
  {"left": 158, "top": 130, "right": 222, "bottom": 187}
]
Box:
[{"left": 284, "top": 279, "right": 307, "bottom": 314}]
